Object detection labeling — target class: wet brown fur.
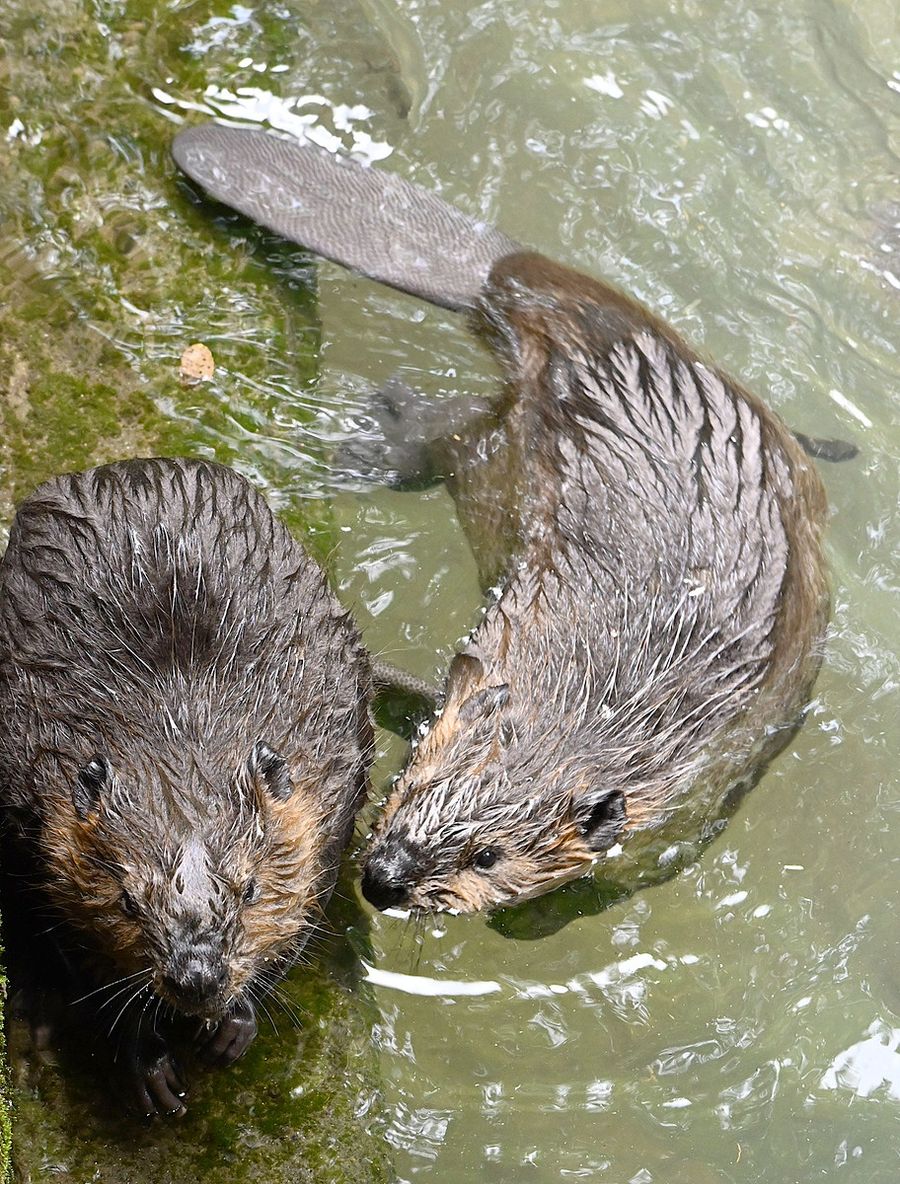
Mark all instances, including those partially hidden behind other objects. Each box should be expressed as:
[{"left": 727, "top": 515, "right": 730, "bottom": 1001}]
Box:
[
  {"left": 0, "top": 457, "right": 373, "bottom": 1106},
  {"left": 364, "top": 252, "right": 829, "bottom": 913}
]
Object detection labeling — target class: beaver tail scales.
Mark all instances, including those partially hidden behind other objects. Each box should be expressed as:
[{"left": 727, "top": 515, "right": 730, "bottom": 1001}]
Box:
[{"left": 172, "top": 123, "right": 521, "bottom": 312}]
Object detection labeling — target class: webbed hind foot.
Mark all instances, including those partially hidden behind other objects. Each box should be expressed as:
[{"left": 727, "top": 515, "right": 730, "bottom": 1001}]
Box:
[
  {"left": 793, "top": 430, "right": 859, "bottom": 462},
  {"left": 337, "top": 376, "right": 493, "bottom": 487}
]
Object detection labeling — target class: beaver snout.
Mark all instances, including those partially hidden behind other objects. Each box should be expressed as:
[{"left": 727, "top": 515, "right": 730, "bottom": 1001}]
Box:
[
  {"left": 160, "top": 958, "right": 228, "bottom": 1015},
  {"left": 361, "top": 841, "right": 428, "bottom": 911}
]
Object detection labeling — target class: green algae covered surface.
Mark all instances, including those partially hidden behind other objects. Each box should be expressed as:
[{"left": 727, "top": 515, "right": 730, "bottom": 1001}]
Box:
[{"left": 0, "top": 0, "right": 336, "bottom": 547}]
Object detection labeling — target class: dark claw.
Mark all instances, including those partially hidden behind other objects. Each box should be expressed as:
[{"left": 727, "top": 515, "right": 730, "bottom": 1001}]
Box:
[{"left": 126, "top": 1035, "right": 188, "bottom": 1118}]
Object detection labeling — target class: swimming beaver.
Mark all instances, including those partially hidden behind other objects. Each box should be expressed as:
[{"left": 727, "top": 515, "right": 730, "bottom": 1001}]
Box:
[
  {"left": 172, "top": 124, "right": 830, "bottom": 916},
  {"left": 0, "top": 457, "right": 373, "bottom": 1114}
]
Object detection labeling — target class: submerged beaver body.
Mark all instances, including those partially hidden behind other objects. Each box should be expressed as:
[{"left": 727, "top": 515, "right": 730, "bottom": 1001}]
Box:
[
  {"left": 0, "top": 457, "right": 372, "bottom": 1113},
  {"left": 172, "top": 124, "right": 830, "bottom": 917}
]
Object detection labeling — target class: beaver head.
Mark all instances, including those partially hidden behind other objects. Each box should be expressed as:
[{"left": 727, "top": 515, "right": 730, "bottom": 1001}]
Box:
[
  {"left": 38, "top": 737, "right": 330, "bottom": 1019},
  {"left": 362, "top": 650, "right": 629, "bottom": 914}
]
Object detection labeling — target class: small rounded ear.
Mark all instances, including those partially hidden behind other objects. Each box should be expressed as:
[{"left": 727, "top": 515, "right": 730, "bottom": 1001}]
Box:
[
  {"left": 448, "top": 649, "right": 485, "bottom": 690},
  {"left": 572, "top": 788, "right": 627, "bottom": 853},
  {"left": 250, "top": 741, "right": 293, "bottom": 803},
  {"left": 73, "top": 754, "right": 110, "bottom": 821},
  {"left": 459, "top": 683, "right": 510, "bottom": 723}
]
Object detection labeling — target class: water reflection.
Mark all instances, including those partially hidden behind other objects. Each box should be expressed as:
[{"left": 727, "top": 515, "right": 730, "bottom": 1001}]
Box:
[{"left": 821, "top": 1021, "right": 900, "bottom": 1102}]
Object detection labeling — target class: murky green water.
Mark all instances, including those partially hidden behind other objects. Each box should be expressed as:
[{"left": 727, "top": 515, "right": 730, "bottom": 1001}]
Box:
[{"left": 1, "top": 0, "right": 898, "bottom": 1181}]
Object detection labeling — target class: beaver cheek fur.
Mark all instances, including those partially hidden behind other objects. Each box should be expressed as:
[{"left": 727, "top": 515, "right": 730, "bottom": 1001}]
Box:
[{"left": 422, "top": 851, "right": 600, "bottom": 915}]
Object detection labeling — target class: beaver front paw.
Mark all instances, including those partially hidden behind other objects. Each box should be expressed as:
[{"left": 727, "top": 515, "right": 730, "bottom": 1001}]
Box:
[
  {"left": 196, "top": 999, "right": 257, "bottom": 1069},
  {"left": 125, "top": 1032, "right": 187, "bottom": 1119}
]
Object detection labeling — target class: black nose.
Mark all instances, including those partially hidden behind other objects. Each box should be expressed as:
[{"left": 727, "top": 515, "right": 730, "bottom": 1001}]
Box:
[
  {"left": 162, "top": 960, "right": 227, "bottom": 1007},
  {"left": 361, "top": 866, "right": 409, "bottom": 911},
  {"left": 361, "top": 843, "right": 423, "bottom": 911}
]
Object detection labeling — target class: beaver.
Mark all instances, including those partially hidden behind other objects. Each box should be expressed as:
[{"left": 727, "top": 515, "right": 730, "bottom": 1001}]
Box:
[
  {"left": 172, "top": 124, "right": 832, "bottom": 917},
  {"left": 0, "top": 457, "right": 373, "bottom": 1115}
]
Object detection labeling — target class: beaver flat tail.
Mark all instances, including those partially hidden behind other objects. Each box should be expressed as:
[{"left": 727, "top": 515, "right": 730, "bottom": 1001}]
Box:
[{"left": 172, "top": 123, "right": 521, "bottom": 312}]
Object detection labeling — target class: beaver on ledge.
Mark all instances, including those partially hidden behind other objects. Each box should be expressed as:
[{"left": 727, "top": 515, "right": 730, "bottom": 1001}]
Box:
[
  {"left": 0, "top": 457, "right": 373, "bottom": 1115},
  {"left": 172, "top": 124, "right": 834, "bottom": 917}
]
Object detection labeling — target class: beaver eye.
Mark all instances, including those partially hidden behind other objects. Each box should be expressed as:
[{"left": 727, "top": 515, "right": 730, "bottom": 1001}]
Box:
[
  {"left": 243, "top": 879, "right": 260, "bottom": 904},
  {"left": 81, "top": 755, "right": 109, "bottom": 787},
  {"left": 72, "top": 753, "right": 111, "bottom": 820},
  {"left": 120, "top": 890, "right": 139, "bottom": 918},
  {"left": 472, "top": 847, "right": 499, "bottom": 871}
]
